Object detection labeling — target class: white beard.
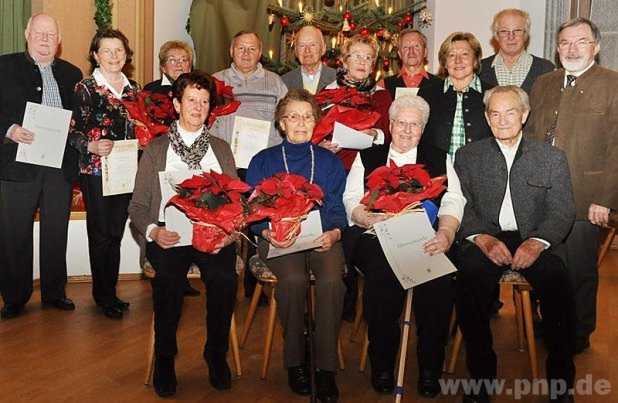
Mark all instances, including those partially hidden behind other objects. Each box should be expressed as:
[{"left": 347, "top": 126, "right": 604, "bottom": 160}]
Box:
[{"left": 560, "top": 56, "right": 592, "bottom": 73}]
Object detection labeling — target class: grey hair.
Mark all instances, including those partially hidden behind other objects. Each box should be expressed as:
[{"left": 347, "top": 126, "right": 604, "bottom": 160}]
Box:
[
  {"left": 491, "top": 8, "right": 531, "bottom": 37},
  {"left": 483, "top": 85, "right": 530, "bottom": 112},
  {"left": 557, "top": 17, "right": 601, "bottom": 43},
  {"left": 388, "top": 95, "right": 430, "bottom": 127}
]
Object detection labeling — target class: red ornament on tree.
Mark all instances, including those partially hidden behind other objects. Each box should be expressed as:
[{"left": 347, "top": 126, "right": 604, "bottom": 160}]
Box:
[
  {"left": 383, "top": 59, "right": 390, "bottom": 69},
  {"left": 280, "top": 16, "right": 290, "bottom": 28},
  {"left": 360, "top": 27, "right": 370, "bottom": 37},
  {"left": 376, "top": 28, "right": 385, "bottom": 39},
  {"left": 343, "top": 10, "right": 352, "bottom": 20},
  {"left": 403, "top": 13, "right": 413, "bottom": 23},
  {"left": 349, "top": 22, "right": 357, "bottom": 31}
]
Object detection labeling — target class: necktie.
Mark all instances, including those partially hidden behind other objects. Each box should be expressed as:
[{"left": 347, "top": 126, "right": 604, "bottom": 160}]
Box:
[{"left": 566, "top": 74, "right": 577, "bottom": 87}]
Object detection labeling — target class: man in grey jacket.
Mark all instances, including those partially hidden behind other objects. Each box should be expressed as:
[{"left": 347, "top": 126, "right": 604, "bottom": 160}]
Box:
[
  {"left": 281, "top": 25, "right": 336, "bottom": 94},
  {"left": 454, "top": 86, "right": 576, "bottom": 403}
]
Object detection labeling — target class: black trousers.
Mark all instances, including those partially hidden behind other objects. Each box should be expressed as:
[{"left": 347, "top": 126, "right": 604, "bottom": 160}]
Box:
[
  {"left": 147, "top": 242, "right": 237, "bottom": 358},
  {"left": 0, "top": 168, "right": 72, "bottom": 306},
  {"left": 563, "top": 220, "right": 600, "bottom": 342},
  {"left": 353, "top": 234, "right": 454, "bottom": 375},
  {"left": 79, "top": 174, "right": 131, "bottom": 307},
  {"left": 455, "top": 232, "right": 576, "bottom": 388}
]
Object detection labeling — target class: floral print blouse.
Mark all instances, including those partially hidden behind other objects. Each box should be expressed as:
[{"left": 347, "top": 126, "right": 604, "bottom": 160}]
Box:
[{"left": 69, "top": 76, "right": 140, "bottom": 175}]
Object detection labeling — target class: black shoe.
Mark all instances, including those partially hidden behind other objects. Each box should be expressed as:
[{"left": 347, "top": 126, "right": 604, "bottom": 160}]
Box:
[
  {"left": 0, "top": 304, "right": 24, "bottom": 319},
  {"left": 42, "top": 297, "right": 75, "bottom": 311},
  {"left": 287, "top": 365, "right": 311, "bottom": 396},
  {"left": 463, "top": 390, "right": 490, "bottom": 403},
  {"left": 153, "top": 356, "right": 177, "bottom": 397},
  {"left": 204, "top": 351, "right": 231, "bottom": 390},
  {"left": 550, "top": 393, "right": 575, "bottom": 402},
  {"left": 371, "top": 369, "right": 394, "bottom": 394},
  {"left": 184, "top": 284, "right": 200, "bottom": 297},
  {"left": 417, "top": 370, "right": 441, "bottom": 398},
  {"left": 113, "top": 297, "right": 130, "bottom": 312},
  {"left": 575, "top": 337, "right": 590, "bottom": 354},
  {"left": 101, "top": 305, "right": 123, "bottom": 319},
  {"left": 316, "top": 369, "right": 339, "bottom": 402}
]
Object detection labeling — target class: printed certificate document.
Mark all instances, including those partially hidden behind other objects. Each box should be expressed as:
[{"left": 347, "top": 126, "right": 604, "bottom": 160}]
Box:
[
  {"left": 267, "top": 210, "right": 323, "bottom": 259},
  {"left": 230, "top": 116, "right": 271, "bottom": 169},
  {"left": 16, "top": 102, "right": 72, "bottom": 168},
  {"left": 101, "top": 139, "right": 138, "bottom": 196},
  {"left": 395, "top": 87, "right": 419, "bottom": 99},
  {"left": 374, "top": 212, "right": 456, "bottom": 289},
  {"left": 158, "top": 170, "right": 198, "bottom": 247},
  {"left": 332, "top": 122, "right": 373, "bottom": 150}
]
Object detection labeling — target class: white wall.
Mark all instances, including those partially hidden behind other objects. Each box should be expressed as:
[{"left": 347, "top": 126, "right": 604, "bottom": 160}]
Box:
[
  {"left": 424, "top": 0, "right": 547, "bottom": 73},
  {"left": 153, "top": 0, "right": 195, "bottom": 79}
]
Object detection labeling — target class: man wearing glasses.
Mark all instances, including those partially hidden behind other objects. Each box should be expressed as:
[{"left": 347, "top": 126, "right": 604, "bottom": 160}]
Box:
[
  {"left": 526, "top": 18, "right": 618, "bottom": 355},
  {"left": 480, "top": 8, "right": 554, "bottom": 94}
]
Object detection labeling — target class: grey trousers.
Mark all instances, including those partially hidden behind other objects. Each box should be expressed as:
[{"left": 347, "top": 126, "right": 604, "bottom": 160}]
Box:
[
  {"left": 258, "top": 240, "right": 346, "bottom": 371},
  {"left": 564, "top": 220, "right": 600, "bottom": 341}
]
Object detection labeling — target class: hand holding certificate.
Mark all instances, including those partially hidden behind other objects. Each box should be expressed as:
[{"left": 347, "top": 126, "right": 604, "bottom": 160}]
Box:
[
  {"left": 230, "top": 116, "right": 271, "bottom": 169},
  {"left": 158, "top": 170, "right": 199, "bottom": 247},
  {"left": 373, "top": 211, "right": 456, "bottom": 289},
  {"left": 267, "top": 210, "right": 323, "bottom": 259},
  {"left": 101, "top": 139, "right": 138, "bottom": 196},
  {"left": 16, "top": 102, "right": 72, "bottom": 168},
  {"left": 395, "top": 87, "right": 419, "bottom": 99},
  {"left": 331, "top": 121, "right": 374, "bottom": 150}
]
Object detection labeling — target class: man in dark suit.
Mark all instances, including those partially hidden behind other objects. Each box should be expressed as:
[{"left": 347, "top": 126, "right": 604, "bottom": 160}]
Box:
[
  {"left": 379, "top": 29, "right": 441, "bottom": 98},
  {"left": 525, "top": 18, "right": 618, "bottom": 354},
  {"left": 281, "top": 25, "right": 336, "bottom": 94},
  {"left": 454, "top": 86, "right": 576, "bottom": 403},
  {"left": 0, "top": 14, "right": 82, "bottom": 319},
  {"left": 480, "top": 8, "right": 554, "bottom": 94}
]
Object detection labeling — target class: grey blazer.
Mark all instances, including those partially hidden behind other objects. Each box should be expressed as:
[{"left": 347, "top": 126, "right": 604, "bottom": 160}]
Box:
[
  {"left": 128, "top": 135, "right": 237, "bottom": 238},
  {"left": 454, "top": 137, "right": 575, "bottom": 247},
  {"left": 479, "top": 54, "right": 554, "bottom": 94},
  {"left": 281, "top": 65, "right": 337, "bottom": 93}
]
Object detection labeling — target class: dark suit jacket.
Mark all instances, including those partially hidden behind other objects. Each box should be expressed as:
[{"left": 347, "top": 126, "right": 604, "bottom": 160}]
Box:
[
  {"left": 479, "top": 54, "right": 554, "bottom": 94},
  {"left": 143, "top": 78, "right": 172, "bottom": 96},
  {"left": 0, "top": 52, "right": 83, "bottom": 182},
  {"left": 281, "top": 65, "right": 336, "bottom": 93},
  {"left": 454, "top": 137, "right": 575, "bottom": 247},
  {"left": 128, "top": 134, "right": 237, "bottom": 238},
  {"left": 417, "top": 77, "right": 494, "bottom": 154},
  {"left": 525, "top": 64, "right": 618, "bottom": 219}
]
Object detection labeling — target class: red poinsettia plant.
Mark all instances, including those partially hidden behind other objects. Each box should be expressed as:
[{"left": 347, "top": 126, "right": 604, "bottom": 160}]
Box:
[
  {"left": 207, "top": 78, "right": 241, "bottom": 128},
  {"left": 168, "top": 172, "right": 251, "bottom": 253},
  {"left": 361, "top": 162, "right": 447, "bottom": 214},
  {"left": 123, "top": 90, "right": 176, "bottom": 147},
  {"left": 247, "top": 173, "right": 324, "bottom": 243}
]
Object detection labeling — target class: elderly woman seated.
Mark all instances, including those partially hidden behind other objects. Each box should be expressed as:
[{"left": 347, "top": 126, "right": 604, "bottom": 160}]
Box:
[
  {"left": 128, "top": 71, "right": 238, "bottom": 397},
  {"left": 247, "top": 89, "right": 347, "bottom": 403},
  {"left": 342, "top": 95, "right": 465, "bottom": 397}
]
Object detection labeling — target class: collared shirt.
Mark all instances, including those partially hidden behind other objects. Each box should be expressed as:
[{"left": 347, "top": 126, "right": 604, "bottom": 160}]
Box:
[
  {"left": 563, "top": 61, "right": 595, "bottom": 87},
  {"left": 342, "top": 144, "right": 466, "bottom": 226},
  {"left": 444, "top": 75, "right": 482, "bottom": 159},
  {"left": 93, "top": 68, "right": 131, "bottom": 100},
  {"left": 491, "top": 51, "right": 533, "bottom": 87},
  {"left": 161, "top": 74, "right": 173, "bottom": 86},
  {"left": 301, "top": 64, "right": 323, "bottom": 94},
  {"left": 37, "top": 62, "right": 63, "bottom": 108}
]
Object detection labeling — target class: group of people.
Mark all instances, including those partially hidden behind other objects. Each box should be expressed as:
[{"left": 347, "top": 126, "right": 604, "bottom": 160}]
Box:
[{"left": 0, "top": 8, "right": 616, "bottom": 403}]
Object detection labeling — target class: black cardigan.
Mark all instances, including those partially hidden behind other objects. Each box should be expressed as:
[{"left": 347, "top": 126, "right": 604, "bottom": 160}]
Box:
[{"left": 479, "top": 54, "right": 554, "bottom": 94}]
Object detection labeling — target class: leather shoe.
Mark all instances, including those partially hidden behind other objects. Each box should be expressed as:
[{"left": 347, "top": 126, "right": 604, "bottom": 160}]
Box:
[
  {"left": 1, "top": 304, "right": 24, "bottom": 319},
  {"left": 418, "top": 370, "right": 441, "bottom": 398},
  {"left": 316, "top": 369, "right": 339, "bottom": 402},
  {"left": 462, "top": 390, "right": 490, "bottom": 403},
  {"left": 101, "top": 305, "right": 123, "bottom": 319},
  {"left": 42, "top": 297, "right": 75, "bottom": 311},
  {"left": 184, "top": 284, "right": 200, "bottom": 297},
  {"left": 113, "top": 297, "right": 130, "bottom": 311},
  {"left": 287, "top": 365, "right": 311, "bottom": 395},
  {"left": 204, "top": 351, "right": 231, "bottom": 390},
  {"left": 575, "top": 337, "right": 590, "bottom": 354},
  {"left": 550, "top": 393, "right": 574, "bottom": 403},
  {"left": 153, "top": 356, "right": 177, "bottom": 397},
  {"left": 371, "top": 369, "right": 394, "bottom": 394}
]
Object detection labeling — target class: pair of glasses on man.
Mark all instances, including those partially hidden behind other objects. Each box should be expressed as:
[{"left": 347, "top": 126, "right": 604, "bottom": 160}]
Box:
[
  {"left": 283, "top": 113, "right": 316, "bottom": 124},
  {"left": 557, "top": 39, "right": 596, "bottom": 50},
  {"left": 496, "top": 29, "right": 526, "bottom": 38}
]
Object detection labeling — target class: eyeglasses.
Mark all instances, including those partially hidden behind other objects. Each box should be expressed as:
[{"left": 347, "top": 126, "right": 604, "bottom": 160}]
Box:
[
  {"left": 99, "top": 48, "right": 126, "bottom": 57},
  {"left": 283, "top": 113, "right": 316, "bottom": 124},
  {"left": 347, "top": 53, "right": 374, "bottom": 64},
  {"left": 391, "top": 119, "right": 422, "bottom": 131},
  {"left": 234, "top": 46, "right": 259, "bottom": 54},
  {"left": 297, "top": 42, "right": 319, "bottom": 52},
  {"left": 32, "top": 31, "right": 58, "bottom": 40},
  {"left": 400, "top": 44, "right": 424, "bottom": 53},
  {"left": 166, "top": 57, "right": 190, "bottom": 66},
  {"left": 557, "top": 39, "right": 596, "bottom": 50},
  {"left": 496, "top": 29, "right": 526, "bottom": 38}
]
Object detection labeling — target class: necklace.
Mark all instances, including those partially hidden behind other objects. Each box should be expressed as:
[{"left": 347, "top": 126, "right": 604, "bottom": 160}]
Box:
[{"left": 282, "top": 143, "right": 315, "bottom": 184}]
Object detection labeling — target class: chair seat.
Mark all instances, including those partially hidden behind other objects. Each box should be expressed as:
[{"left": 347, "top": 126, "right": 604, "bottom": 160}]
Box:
[{"left": 249, "top": 255, "right": 278, "bottom": 283}]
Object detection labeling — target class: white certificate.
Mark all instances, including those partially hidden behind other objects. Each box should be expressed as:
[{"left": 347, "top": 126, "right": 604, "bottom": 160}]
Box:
[
  {"left": 230, "top": 116, "right": 271, "bottom": 169},
  {"left": 16, "top": 102, "right": 72, "bottom": 168},
  {"left": 374, "top": 211, "right": 456, "bottom": 289},
  {"left": 332, "top": 122, "right": 373, "bottom": 150},
  {"left": 158, "top": 170, "right": 199, "bottom": 247},
  {"left": 101, "top": 139, "right": 138, "bottom": 196},
  {"left": 267, "top": 210, "right": 323, "bottom": 259},
  {"left": 395, "top": 87, "right": 419, "bottom": 99}
]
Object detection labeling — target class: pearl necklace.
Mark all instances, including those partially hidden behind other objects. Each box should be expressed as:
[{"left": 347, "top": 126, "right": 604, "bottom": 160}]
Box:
[{"left": 282, "top": 142, "right": 315, "bottom": 184}]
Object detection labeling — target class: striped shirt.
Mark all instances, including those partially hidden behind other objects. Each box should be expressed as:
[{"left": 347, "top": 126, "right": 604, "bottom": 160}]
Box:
[
  {"left": 443, "top": 75, "right": 482, "bottom": 159},
  {"left": 491, "top": 51, "right": 533, "bottom": 87}
]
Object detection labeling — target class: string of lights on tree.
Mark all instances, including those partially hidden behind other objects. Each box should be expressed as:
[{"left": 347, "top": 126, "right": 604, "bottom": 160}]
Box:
[{"left": 263, "top": 0, "right": 431, "bottom": 79}]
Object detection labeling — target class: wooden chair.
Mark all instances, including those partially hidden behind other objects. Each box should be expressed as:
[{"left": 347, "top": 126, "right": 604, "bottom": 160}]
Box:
[
  {"left": 597, "top": 227, "right": 616, "bottom": 267},
  {"left": 143, "top": 264, "right": 242, "bottom": 385},
  {"left": 445, "top": 270, "right": 539, "bottom": 379},
  {"left": 240, "top": 256, "right": 345, "bottom": 379}
]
